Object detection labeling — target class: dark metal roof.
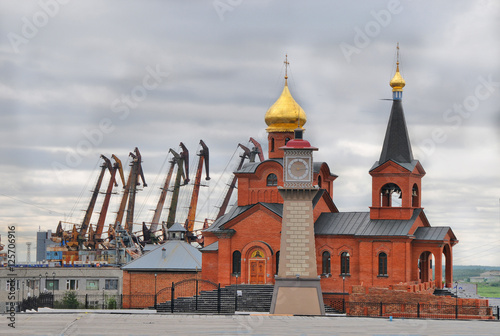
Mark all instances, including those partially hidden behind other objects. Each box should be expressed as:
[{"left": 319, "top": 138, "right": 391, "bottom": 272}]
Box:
[
  {"left": 372, "top": 100, "right": 415, "bottom": 170},
  {"left": 200, "top": 241, "right": 218, "bottom": 252},
  {"left": 315, "top": 209, "right": 422, "bottom": 237},
  {"left": 370, "top": 159, "right": 419, "bottom": 172},
  {"left": 204, "top": 204, "right": 253, "bottom": 232},
  {"left": 414, "top": 226, "right": 452, "bottom": 241},
  {"left": 260, "top": 203, "right": 283, "bottom": 217}
]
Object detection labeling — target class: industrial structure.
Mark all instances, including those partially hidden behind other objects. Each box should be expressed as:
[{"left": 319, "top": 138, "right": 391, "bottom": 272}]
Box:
[{"left": 41, "top": 139, "right": 226, "bottom": 266}]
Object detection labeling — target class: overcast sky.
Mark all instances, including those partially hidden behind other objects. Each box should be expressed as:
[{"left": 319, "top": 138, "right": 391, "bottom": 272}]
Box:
[{"left": 1, "top": 1, "right": 499, "bottom": 266}]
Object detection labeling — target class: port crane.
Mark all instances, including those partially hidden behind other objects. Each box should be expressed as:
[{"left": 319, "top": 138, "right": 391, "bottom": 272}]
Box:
[
  {"left": 185, "top": 140, "right": 210, "bottom": 242},
  {"left": 165, "top": 143, "right": 189, "bottom": 230}
]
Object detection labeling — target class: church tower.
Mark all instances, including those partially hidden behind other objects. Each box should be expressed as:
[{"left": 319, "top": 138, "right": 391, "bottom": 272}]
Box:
[
  {"left": 369, "top": 45, "right": 426, "bottom": 220},
  {"left": 264, "top": 55, "right": 307, "bottom": 159}
]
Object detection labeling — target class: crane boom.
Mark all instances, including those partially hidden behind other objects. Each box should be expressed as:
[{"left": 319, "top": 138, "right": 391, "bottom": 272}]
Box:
[
  {"left": 216, "top": 143, "right": 251, "bottom": 219},
  {"left": 249, "top": 137, "right": 264, "bottom": 162},
  {"left": 94, "top": 155, "right": 123, "bottom": 241},
  {"left": 125, "top": 147, "right": 147, "bottom": 234},
  {"left": 150, "top": 149, "right": 178, "bottom": 232},
  {"left": 79, "top": 155, "right": 109, "bottom": 239},
  {"left": 166, "top": 143, "right": 189, "bottom": 229},
  {"left": 185, "top": 140, "right": 210, "bottom": 241}
]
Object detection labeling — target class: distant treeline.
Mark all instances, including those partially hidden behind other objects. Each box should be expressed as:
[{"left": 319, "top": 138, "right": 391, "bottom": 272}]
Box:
[{"left": 451, "top": 266, "right": 500, "bottom": 281}]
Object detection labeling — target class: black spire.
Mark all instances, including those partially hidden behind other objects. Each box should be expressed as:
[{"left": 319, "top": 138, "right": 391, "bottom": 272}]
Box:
[{"left": 377, "top": 100, "right": 414, "bottom": 166}]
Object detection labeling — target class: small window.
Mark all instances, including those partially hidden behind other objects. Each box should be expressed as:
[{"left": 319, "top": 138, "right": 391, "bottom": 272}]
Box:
[
  {"left": 340, "top": 252, "right": 350, "bottom": 275},
  {"left": 46, "top": 279, "right": 59, "bottom": 291},
  {"left": 317, "top": 175, "right": 322, "bottom": 188},
  {"left": 266, "top": 173, "right": 278, "bottom": 186},
  {"left": 275, "top": 251, "right": 280, "bottom": 275},
  {"left": 322, "top": 251, "right": 331, "bottom": 275},
  {"left": 86, "top": 279, "right": 99, "bottom": 290},
  {"left": 105, "top": 279, "right": 118, "bottom": 290},
  {"left": 66, "top": 279, "right": 79, "bottom": 290},
  {"left": 271, "top": 138, "right": 275, "bottom": 152},
  {"left": 378, "top": 252, "right": 388, "bottom": 276},
  {"left": 232, "top": 251, "right": 241, "bottom": 275},
  {"left": 284, "top": 137, "right": 290, "bottom": 145}
]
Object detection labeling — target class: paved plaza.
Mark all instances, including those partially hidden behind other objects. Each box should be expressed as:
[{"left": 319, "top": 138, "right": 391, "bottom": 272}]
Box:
[{"left": 2, "top": 312, "right": 499, "bottom": 336}]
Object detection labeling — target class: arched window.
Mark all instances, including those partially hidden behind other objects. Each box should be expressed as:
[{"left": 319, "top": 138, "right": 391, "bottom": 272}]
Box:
[
  {"left": 232, "top": 251, "right": 241, "bottom": 275},
  {"left": 380, "top": 183, "right": 402, "bottom": 207},
  {"left": 266, "top": 173, "right": 278, "bottom": 186},
  {"left": 270, "top": 138, "right": 275, "bottom": 152},
  {"left": 378, "top": 252, "right": 388, "bottom": 276},
  {"left": 275, "top": 251, "right": 280, "bottom": 275},
  {"left": 412, "top": 184, "right": 419, "bottom": 207},
  {"left": 285, "top": 137, "right": 291, "bottom": 145},
  {"left": 322, "top": 251, "right": 331, "bottom": 275},
  {"left": 340, "top": 252, "right": 350, "bottom": 275},
  {"left": 317, "top": 175, "right": 322, "bottom": 188}
]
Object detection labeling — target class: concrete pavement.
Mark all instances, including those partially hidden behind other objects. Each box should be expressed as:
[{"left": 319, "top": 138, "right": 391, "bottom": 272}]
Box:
[{"left": 2, "top": 313, "right": 499, "bottom": 336}]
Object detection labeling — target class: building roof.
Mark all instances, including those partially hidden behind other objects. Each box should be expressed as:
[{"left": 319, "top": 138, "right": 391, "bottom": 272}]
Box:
[
  {"left": 200, "top": 241, "right": 218, "bottom": 252},
  {"left": 315, "top": 209, "right": 422, "bottom": 237},
  {"left": 372, "top": 100, "right": 415, "bottom": 171},
  {"left": 121, "top": 240, "right": 201, "bottom": 272},
  {"left": 413, "top": 226, "right": 454, "bottom": 241},
  {"left": 169, "top": 222, "right": 187, "bottom": 232}
]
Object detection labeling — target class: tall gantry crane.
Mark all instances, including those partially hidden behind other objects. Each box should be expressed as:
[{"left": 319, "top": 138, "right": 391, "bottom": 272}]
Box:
[
  {"left": 113, "top": 148, "right": 146, "bottom": 235},
  {"left": 165, "top": 143, "right": 189, "bottom": 230},
  {"left": 185, "top": 140, "right": 210, "bottom": 242},
  {"left": 86, "top": 155, "right": 125, "bottom": 249}
]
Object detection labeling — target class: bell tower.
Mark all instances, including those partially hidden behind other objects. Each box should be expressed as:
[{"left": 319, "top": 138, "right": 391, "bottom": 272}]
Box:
[{"left": 370, "top": 45, "right": 426, "bottom": 220}]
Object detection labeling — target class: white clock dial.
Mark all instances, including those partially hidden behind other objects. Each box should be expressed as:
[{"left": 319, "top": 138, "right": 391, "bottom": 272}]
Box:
[{"left": 287, "top": 158, "right": 310, "bottom": 180}]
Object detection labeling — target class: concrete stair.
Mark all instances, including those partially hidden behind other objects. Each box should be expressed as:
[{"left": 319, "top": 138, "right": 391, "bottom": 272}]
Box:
[{"left": 433, "top": 287, "right": 458, "bottom": 298}]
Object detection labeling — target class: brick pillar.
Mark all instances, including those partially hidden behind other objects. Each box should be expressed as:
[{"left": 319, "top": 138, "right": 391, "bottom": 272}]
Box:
[
  {"left": 434, "top": 251, "right": 443, "bottom": 289},
  {"left": 277, "top": 189, "right": 318, "bottom": 278},
  {"left": 270, "top": 188, "right": 324, "bottom": 315}
]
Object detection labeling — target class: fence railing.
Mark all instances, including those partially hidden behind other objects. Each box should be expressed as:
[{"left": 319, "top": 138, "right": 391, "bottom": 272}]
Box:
[{"left": 321, "top": 298, "right": 498, "bottom": 320}]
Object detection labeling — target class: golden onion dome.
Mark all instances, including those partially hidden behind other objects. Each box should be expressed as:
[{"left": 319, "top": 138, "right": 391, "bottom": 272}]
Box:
[
  {"left": 265, "top": 79, "right": 307, "bottom": 133},
  {"left": 390, "top": 62, "right": 405, "bottom": 92}
]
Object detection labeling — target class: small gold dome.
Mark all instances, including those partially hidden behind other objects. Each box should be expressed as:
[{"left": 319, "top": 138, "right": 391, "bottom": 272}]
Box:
[
  {"left": 390, "top": 62, "right": 405, "bottom": 92},
  {"left": 265, "top": 80, "right": 307, "bottom": 133}
]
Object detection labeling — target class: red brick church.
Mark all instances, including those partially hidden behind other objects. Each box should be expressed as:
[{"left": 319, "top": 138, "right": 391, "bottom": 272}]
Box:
[{"left": 201, "top": 56, "right": 458, "bottom": 294}]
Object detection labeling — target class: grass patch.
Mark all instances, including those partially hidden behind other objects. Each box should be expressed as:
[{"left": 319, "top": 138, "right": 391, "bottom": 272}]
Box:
[{"left": 477, "top": 283, "right": 500, "bottom": 298}]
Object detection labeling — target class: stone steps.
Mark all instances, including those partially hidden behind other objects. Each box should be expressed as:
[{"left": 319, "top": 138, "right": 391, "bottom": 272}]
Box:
[{"left": 156, "top": 284, "right": 339, "bottom": 314}]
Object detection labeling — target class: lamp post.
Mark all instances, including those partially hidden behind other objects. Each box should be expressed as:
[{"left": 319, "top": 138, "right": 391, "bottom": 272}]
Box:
[
  {"left": 234, "top": 273, "right": 239, "bottom": 312},
  {"left": 52, "top": 272, "right": 56, "bottom": 296},
  {"left": 154, "top": 273, "right": 157, "bottom": 309},
  {"left": 342, "top": 276, "right": 346, "bottom": 313},
  {"left": 45, "top": 272, "right": 48, "bottom": 292},
  {"left": 38, "top": 274, "right": 42, "bottom": 296},
  {"left": 455, "top": 281, "right": 459, "bottom": 319}
]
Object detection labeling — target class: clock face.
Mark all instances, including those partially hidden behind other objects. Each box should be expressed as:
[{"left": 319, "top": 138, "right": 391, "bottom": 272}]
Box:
[{"left": 287, "top": 158, "right": 310, "bottom": 181}]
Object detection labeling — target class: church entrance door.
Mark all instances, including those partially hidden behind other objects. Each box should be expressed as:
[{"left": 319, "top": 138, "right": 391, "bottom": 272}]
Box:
[{"left": 248, "top": 249, "right": 266, "bottom": 284}]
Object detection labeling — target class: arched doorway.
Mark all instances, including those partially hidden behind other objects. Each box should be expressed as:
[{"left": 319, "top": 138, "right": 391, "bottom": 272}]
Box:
[
  {"left": 418, "top": 251, "right": 433, "bottom": 283},
  {"left": 248, "top": 249, "right": 266, "bottom": 284}
]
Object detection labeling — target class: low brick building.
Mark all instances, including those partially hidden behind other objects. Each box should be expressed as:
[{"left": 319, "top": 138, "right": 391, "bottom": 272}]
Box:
[{"left": 121, "top": 223, "right": 201, "bottom": 308}]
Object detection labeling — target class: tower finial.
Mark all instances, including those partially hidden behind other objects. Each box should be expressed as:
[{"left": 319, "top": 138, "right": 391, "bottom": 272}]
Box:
[
  {"left": 284, "top": 54, "right": 289, "bottom": 83},
  {"left": 390, "top": 43, "right": 405, "bottom": 100}
]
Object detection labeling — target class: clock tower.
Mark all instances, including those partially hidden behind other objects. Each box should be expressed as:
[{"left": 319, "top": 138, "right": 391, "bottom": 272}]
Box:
[{"left": 270, "top": 128, "right": 325, "bottom": 315}]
